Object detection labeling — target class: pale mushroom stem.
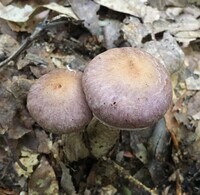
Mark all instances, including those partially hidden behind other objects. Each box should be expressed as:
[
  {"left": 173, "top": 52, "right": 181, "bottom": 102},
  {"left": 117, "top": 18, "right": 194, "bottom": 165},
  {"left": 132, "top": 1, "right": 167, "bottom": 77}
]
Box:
[
  {"left": 86, "top": 117, "right": 120, "bottom": 159},
  {"left": 62, "top": 131, "right": 90, "bottom": 162}
]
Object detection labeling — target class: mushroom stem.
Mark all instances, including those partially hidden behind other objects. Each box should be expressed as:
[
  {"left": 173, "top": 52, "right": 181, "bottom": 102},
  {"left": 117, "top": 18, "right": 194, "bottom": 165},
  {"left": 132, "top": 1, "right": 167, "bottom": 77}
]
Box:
[
  {"left": 86, "top": 117, "right": 120, "bottom": 159},
  {"left": 62, "top": 131, "right": 90, "bottom": 162},
  {"left": 86, "top": 116, "right": 159, "bottom": 159},
  {"left": 129, "top": 126, "right": 154, "bottom": 143}
]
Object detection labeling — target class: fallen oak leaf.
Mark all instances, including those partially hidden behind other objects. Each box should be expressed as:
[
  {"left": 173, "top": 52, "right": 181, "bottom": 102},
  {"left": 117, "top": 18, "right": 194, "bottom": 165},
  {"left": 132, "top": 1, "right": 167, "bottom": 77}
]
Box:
[
  {"left": 165, "top": 106, "right": 180, "bottom": 151},
  {"left": 0, "top": 2, "right": 78, "bottom": 32},
  {"left": 28, "top": 156, "right": 59, "bottom": 195}
]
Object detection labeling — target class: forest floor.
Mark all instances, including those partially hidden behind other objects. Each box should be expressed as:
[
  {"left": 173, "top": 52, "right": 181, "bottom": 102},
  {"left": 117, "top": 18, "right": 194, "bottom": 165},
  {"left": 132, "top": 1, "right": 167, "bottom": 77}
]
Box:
[{"left": 0, "top": 1, "right": 200, "bottom": 195}]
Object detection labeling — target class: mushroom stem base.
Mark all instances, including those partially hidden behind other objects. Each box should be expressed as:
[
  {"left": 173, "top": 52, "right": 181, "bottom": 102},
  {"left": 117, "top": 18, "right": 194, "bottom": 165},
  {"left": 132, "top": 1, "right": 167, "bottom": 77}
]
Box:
[
  {"left": 86, "top": 117, "right": 120, "bottom": 159},
  {"left": 62, "top": 132, "right": 90, "bottom": 162}
]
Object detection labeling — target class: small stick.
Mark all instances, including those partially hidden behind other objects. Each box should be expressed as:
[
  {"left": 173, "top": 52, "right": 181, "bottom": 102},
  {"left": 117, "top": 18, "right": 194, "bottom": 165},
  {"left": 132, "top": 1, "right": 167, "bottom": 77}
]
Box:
[
  {"left": 0, "top": 17, "right": 68, "bottom": 68},
  {"left": 104, "top": 158, "right": 158, "bottom": 195}
]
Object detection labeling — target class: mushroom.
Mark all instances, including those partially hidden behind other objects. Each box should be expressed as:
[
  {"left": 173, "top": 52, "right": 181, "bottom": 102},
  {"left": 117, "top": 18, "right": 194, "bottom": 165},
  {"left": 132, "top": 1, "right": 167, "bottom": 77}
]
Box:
[
  {"left": 27, "top": 68, "right": 92, "bottom": 134},
  {"left": 27, "top": 68, "right": 93, "bottom": 161},
  {"left": 82, "top": 47, "right": 172, "bottom": 130},
  {"left": 82, "top": 47, "right": 172, "bottom": 158}
]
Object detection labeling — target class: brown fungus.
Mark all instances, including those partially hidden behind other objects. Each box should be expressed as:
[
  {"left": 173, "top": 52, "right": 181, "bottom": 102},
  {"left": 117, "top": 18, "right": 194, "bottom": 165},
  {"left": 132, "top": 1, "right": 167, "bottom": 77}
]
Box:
[
  {"left": 82, "top": 47, "right": 172, "bottom": 130},
  {"left": 27, "top": 68, "right": 92, "bottom": 134}
]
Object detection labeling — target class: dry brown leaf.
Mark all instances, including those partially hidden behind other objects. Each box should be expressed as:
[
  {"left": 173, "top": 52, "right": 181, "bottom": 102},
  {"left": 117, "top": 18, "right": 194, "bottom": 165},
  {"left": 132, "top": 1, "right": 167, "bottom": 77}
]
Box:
[
  {"left": 122, "top": 16, "right": 150, "bottom": 47},
  {"left": 172, "top": 92, "right": 187, "bottom": 112},
  {"left": 143, "top": 32, "right": 184, "bottom": 74},
  {"left": 0, "top": 34, "right": 19, "bottom": 56},
  {"left": 60, "top": 162, "right": 77, "bottom": 195},
  {"left": 2, "top": 77, "right": 34, "bottom": 139},
  {"left": 62, "top": 132, "right": 89, "bottom": 162},
  {"left": 0, "top": 188, "right": 16, "bottom": 195},
  {"left": 8, "top": 76, "right": 33, "bottom": 102},
  {"left": 0, "top": 81, "right": 17, "bottom": 135},
  {"left": 28, "top": 156, "right": 59, "bottom": 195},
  {"left": 188, "top": 91, "right": 200, "bottom": 117},
  {"left": 0, "top": 2, "right": 78, "bottom": 32},
  {"left": 148, "top": 119, "right": 170, "bottom": 161},
  {"left": 122, "top": 17, "right": 184, "bottom": 75},
  {"left": 43, "top": 3, "right": 78, "bottom": 19},
  {"left": 122, "top": 6, "right": 200, "bottom": 47},
  {"left": 185, "top": 70, "right": 200, "bottom": 90},
  {"left": 99, "top": 185, "right": 117, "bottom": 195},
  {"left": 0, "top": 19, "right": 17, "bottom": 39},
  {"left": 94, "top": 0, "right": 160, "bottom": 23},
  {"left": 35, "top": 130, "right": 52, "bottom": 154},
  {"left": 14, "top": 149, "right": 39, "bottom": 178},
  {"left": 165, "top": 107, "right": 180, "bottom": 150},
  {"left": 0, "top": 2, "right": 78, "bottom": 23},
  {"left": 103, "top": 19, "right": 121, "bottom": 49},
  {"left": 0, "top": 3, "right": 34, "bottom": 23},
  {"left": 68, "top": 0, "right": 101, "bottom": 36}
]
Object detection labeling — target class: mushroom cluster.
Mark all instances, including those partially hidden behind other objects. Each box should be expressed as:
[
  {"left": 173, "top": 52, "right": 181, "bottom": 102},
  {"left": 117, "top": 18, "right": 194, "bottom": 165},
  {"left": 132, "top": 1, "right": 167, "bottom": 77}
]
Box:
[{"left": 27, "top": 47, "right": 172, "bottom": 135}]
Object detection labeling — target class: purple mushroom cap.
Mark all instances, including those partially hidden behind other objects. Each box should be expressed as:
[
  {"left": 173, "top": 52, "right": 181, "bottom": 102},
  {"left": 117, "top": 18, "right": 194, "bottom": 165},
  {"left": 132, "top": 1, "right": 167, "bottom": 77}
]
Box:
[
  {"left": 82, "top": 47, "right": 172, "bottom": 129},
  {"left": 27, "top": 69, "right": 92, "bottom": 134}
]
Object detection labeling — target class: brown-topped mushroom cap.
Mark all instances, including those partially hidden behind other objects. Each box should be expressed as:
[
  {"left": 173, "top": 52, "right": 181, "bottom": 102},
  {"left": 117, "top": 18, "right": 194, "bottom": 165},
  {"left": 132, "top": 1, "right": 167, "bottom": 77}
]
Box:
[
  {"left": 82, "top": 47, "right": 172, "bottom": 129},
  {"left": 27, "top": 69, "right": 92, "bottom": 134}
]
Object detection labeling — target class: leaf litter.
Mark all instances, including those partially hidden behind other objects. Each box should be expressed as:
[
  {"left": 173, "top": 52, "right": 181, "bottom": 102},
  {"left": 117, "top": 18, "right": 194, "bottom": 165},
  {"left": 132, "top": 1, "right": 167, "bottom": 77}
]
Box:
[{"left": 0, "top": 0, "right": 199, "bottom": 194}]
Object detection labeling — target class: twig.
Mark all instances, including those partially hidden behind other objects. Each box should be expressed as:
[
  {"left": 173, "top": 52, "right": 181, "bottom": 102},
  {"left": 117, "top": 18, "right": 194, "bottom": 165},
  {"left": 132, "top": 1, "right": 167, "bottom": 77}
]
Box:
[
  {"left": 0, "top": 17, "right": 69, "bottom": 68},
  {"left": 0, "top": 22, "right": 43, "bottom": 68},
  {"left": 104, "top": 158, "right": 158, "bottom": 195}
]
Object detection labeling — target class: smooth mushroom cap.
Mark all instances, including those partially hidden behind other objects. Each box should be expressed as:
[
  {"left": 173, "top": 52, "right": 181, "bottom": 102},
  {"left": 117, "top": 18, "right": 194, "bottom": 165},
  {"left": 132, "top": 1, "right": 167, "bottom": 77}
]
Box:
[
  {"left": 27, "top": 69, "right": 92, "bottom": 134},
  {"left": 82, "top": 47, "right": 172, "bottom": 129}
]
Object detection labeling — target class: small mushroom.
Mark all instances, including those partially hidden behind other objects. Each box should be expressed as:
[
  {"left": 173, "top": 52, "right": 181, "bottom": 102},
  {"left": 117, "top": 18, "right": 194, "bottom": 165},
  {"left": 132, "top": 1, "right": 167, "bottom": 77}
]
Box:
[
  {"left": 82, "top": 47, "right": 172, "bottom": 130},
  {"left": 27, "top": 68, "right": 92, "bottom": 134}
]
